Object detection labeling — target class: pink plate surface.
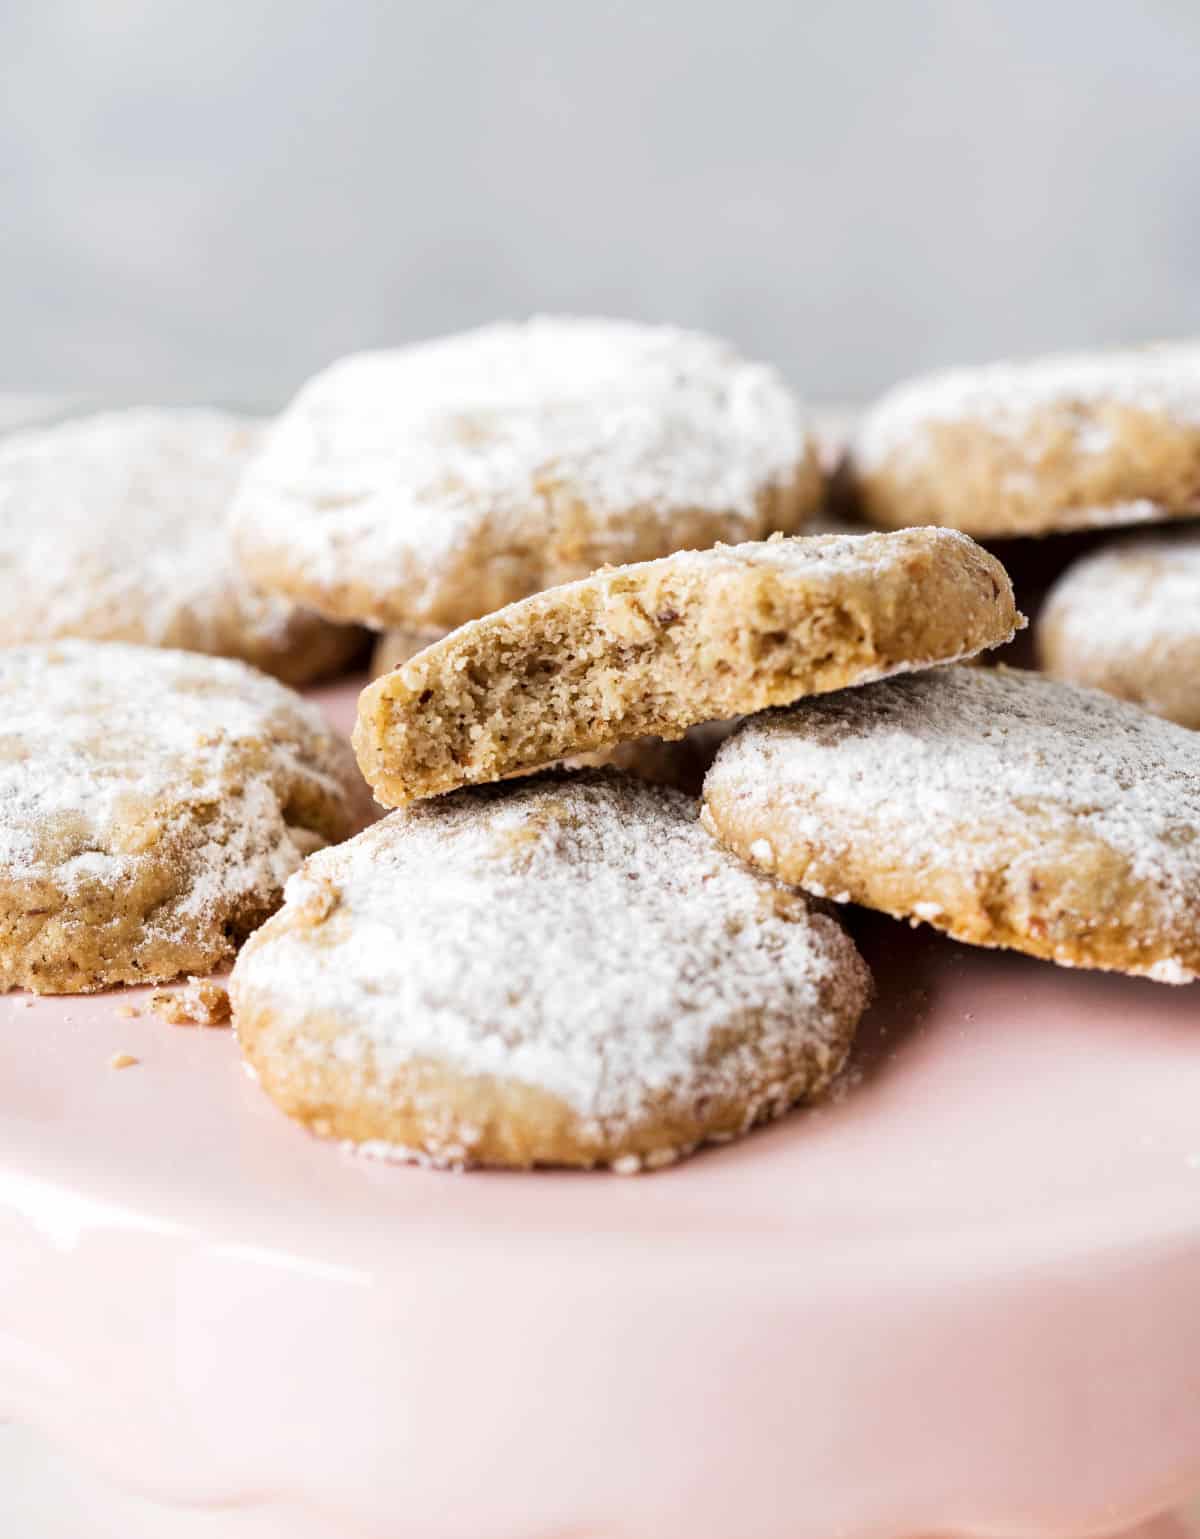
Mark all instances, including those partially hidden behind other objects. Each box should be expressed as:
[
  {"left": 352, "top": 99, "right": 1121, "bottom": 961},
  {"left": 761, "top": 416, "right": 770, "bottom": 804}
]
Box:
[{"left": 1, "top": 680, "right": 1199, "bottom": 1539}]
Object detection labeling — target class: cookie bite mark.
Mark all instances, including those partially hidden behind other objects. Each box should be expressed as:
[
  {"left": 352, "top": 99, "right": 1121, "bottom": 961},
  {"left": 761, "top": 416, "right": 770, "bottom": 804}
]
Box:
[
  {"left": 370, "top": 625, "right": 734, "bottom": 796},
  {"left": 353, "top": 528, "right": 1021, "bottom": 806}
]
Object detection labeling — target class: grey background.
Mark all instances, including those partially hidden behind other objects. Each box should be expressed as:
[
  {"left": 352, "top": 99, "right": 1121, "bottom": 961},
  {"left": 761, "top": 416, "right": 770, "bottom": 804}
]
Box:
[{"left": 2, "top": 0, "right": 1199, "bottom": 405}]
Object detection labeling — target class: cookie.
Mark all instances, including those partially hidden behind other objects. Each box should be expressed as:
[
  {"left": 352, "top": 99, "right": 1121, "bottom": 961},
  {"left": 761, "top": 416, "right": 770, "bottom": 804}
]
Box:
[
  {"left": 370, "top": 624, "right": 732, "bottom": 795},
  {"left": 230, "top": 772, "right": 871, "bottom": 1170},
  {"left": 853, "top": 343, "right": 1200, "bottom": 538},
  {"left": 0, "top": 642, "right": 374, "bottom": 993},
  {"left": 1037, "top": 530, "right": 1200, "bottom": 728},
  {"left": 353, "top": 528, "right": 1021, "bottom": 806},
  {"left": 229, "top": 317, "right": 822, "bottom": 630},
  {"left": 702, "top": 667, "right": 1200, "bottom": 984},
  {"left": 0, "top": 408, "right": 362, "bottom": 684}
]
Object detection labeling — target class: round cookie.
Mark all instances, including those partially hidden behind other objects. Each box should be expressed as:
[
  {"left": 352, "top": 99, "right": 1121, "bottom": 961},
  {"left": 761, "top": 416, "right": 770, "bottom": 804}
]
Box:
[
  {"left": 853, "top": 343, "right": 1200, "bottom": 538},
  {"left": 230, "top": 772, "right": 871, "bottom": 1171},
  {"left": 229, "top": 317, "right": 823, "bottom": 630},
  {"left": 354, "top": 528, "right": 1021, "bottom": 806},
  {"left": 0, "top": 408, "right": 362, "bottom": 684},
  {"left": 0, "top": 642, "right": 374, "bottom": 993},
  {"left": 1037, "top": 530, "right": 1200, "bottom": 728},
  {"left": 702, "top": 666, "right": 1200, "bottom": 984}
]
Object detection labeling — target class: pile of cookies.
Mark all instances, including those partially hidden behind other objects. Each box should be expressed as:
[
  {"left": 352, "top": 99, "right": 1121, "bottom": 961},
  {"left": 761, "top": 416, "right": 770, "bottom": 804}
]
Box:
[{"left": 3, "top": 321, "right": 1198, "bottom": 1174}]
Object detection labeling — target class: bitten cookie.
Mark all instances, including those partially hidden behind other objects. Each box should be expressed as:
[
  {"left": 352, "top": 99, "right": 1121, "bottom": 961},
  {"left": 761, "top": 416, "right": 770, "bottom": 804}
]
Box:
[
  {"left": 1037, "top": 530, "right": 1200, "bottom": 728},
  {"left": 0, "top": 642, "right": 374, "bottom": 993},
  {"left": 0, "top": 408, "right": 361, "bottom": 684},
  {"left": 354, "top": 528, "right": 1021, "bottom": 806},
  {"left": 702, "top": 667, "right": 1200, "bottom": 984},
  {"left": 370, "top": 624, "right": 732, "bottom": 796},
  {"left": 231, "top": 772, "right": 871, "bottom": 1171},
  {"left": 229, "top": 317, "right": 822, "bottom": 629},
  {"left": 853, "top": 343, "right": 1200, "bottom": 537}
]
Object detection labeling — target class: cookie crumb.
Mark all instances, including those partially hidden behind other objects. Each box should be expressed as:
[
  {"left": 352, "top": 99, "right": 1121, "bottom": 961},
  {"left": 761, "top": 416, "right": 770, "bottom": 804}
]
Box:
[
  {"left": 292, "top": 876, "right": 341, "bottom": 927},
  {"left": 151, "top": 977, "right": 232, "bottom": 1027},
  {"left": 109, "top": 1052, "right": 139, "bottom": 1070}
]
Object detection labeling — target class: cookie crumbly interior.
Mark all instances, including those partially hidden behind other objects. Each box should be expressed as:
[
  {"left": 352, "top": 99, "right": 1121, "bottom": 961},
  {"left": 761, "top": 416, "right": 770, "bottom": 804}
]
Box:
[{"left": 354, "top": 529, "right": 1020, "bottom": 806}]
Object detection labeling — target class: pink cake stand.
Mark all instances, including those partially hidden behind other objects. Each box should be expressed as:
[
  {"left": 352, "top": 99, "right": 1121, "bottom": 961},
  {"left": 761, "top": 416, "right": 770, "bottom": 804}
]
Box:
[{"left": 1, "top": 680, "right": 1198, "bottom": 1539}]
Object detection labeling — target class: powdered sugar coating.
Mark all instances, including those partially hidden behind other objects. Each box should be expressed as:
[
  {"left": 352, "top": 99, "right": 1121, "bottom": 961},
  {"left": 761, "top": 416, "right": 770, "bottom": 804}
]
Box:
[
  {"left": 1038, "top": 530, "right": 1200, "bottom": 725},
  {"left": 857, "top": 342, "right": 1200, "bottom": 470},
  {"left": 1044, "top": 531, "right": 1200, "bottom": 648},
  {"left": 230, "top": 317, "right": 817, "bottom": 628},
  {"left": 231, "top": 772, "right": 870, "bottom": 1168},
  {"left": 0, "top": 408, "right": 356, "bottom": 682},
  {"left": 704, "top": 667, "right": 1200, "bottom": 982},
  {"left": 633, "top": 525, "right": 985, "bottom": 581},
  {"left": 0, "top": 641, "right": 373, "bottom": 991}
]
